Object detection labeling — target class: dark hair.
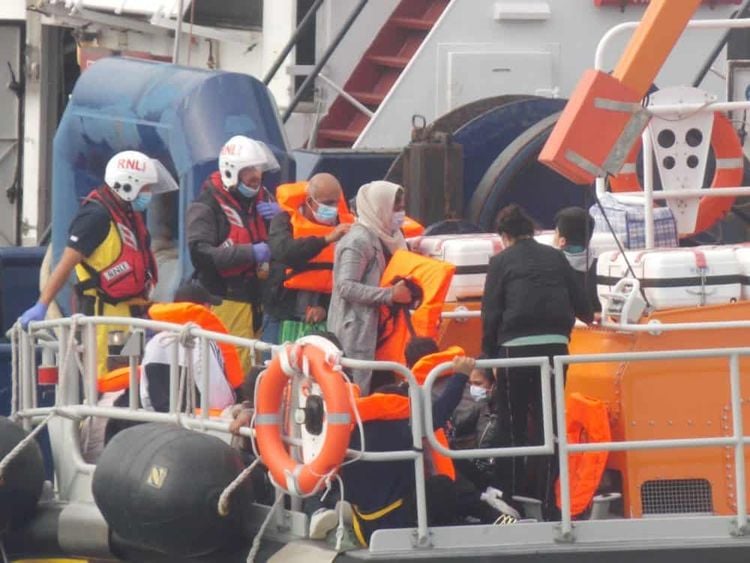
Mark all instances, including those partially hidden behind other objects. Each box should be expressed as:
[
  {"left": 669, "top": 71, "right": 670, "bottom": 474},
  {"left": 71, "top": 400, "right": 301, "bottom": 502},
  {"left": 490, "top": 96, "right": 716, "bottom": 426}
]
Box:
[
  {"left": 405, "top": 337, "right": 439, "bottom": 368},
  {"left": 496, "top": 204, "right": 535, "bottom": 239},
  {"left": 238, "top": 365, "right": 264, "bottom": 405},
  {"left": 474, "top": 353, "right": 495, "bottom": 384},
  {"left": 554, "top": 207, "right": 595, "bottom": 247}
]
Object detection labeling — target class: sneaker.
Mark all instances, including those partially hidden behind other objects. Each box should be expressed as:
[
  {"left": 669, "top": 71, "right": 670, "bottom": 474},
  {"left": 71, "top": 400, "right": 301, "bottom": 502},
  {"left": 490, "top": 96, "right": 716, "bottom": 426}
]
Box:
[
  {"left": 309, "top": 508, "right": 339, "bottom": 540},
  {"left": 493, "top": 513, "right": 518, "bottom": 525}
]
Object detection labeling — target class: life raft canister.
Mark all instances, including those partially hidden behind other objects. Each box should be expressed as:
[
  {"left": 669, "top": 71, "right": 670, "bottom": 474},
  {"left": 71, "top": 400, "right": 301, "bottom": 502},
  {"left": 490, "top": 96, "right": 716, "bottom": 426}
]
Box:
[
  {"left": 376, "top": 250, "right": 455, "bottom": 364},
  {"left": 609, "top": 112, "right": 743, "bottom": 237},
  {"left": 275, "top": 181, "right": 355, "bottom": 293},
  {"left": 355, "top": 392, "right": 456, "bottom": 481},
  {"left": 255, "top": 342, "right": 352, "bottom": 496},
  {"left": 97, "top": 302, "right": 245, "bottom": 393},
  {"left": 555, "top": 392, "right": 611, "bottom": 516}
]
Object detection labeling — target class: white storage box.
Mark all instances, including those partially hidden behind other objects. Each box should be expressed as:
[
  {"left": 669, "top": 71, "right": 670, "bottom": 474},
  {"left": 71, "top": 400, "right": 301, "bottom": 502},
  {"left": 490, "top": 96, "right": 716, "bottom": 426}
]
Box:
[
  {"left": 409, "top": 234, "right": 504, "bottom": 301},
  {"left": 597, "top": 247, "right": 742, "bottom": 309},
  {"left": 733, "top": 245, "right": 750, "bottom": 300}
]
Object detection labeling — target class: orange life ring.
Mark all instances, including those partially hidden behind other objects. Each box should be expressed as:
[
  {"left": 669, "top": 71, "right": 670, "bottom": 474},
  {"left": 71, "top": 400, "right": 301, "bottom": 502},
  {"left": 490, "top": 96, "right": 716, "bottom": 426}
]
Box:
[
  {"left": 610, "top": 112, "right": 744, "bottom": 236},
  {"left": 555, "top": 392, "right": 611, "bottom": 516},
  {"left": 255, "top": 343, "right": 352, "bottom": 496}
]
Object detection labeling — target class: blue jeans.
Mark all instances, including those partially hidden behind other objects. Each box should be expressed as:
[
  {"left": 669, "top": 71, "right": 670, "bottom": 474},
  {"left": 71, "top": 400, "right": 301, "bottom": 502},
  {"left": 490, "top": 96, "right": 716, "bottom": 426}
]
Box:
[{"left": 259, "top": 313, "right": 281, "bottom": 361}]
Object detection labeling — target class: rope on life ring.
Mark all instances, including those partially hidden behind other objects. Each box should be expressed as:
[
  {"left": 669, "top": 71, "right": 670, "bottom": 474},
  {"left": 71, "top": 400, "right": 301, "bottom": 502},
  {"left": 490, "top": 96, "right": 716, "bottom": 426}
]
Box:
[
  {"left": 254, "top": 341, "right": 352, "bottom": 496},
  {"left": 610, "top": 112, "right": 744, "bottom": 237}
]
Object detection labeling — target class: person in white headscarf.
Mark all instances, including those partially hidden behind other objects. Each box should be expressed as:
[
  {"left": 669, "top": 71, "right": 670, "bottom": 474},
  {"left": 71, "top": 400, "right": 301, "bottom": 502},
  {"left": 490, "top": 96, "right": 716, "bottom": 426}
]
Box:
[{"left": 327, "top": 181, "right": 413, "bottom": 394}]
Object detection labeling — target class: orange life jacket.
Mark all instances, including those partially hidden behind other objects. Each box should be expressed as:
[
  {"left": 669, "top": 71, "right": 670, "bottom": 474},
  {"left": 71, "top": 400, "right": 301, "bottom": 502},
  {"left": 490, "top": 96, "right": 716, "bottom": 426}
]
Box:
[
  {"left": 355, "top": 392, "right": 455, "bottom": 480},
  {"left": 410, "top": 346, "right": 466, "bottom": 385},
  {"left": 147, "top": 302, "right": 245, "bottom": 389},
  {"left": 206, "top": 172, "right": 267, "bottom": 280},
  {"left": 555, "top": 392, "right": 611, "bottom": 516},
  {"left": 376, "top": 250, "right": 455, "bottom": 364},
  {"left": 402, "top": 216, "right": 425, "bottom": 238},
  {"left": 275, "top": 181, "right": 355, "bottom": 293}
]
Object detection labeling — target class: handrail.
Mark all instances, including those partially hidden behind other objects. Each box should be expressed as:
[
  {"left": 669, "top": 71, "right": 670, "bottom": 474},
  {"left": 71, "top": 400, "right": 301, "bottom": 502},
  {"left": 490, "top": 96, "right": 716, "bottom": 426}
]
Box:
[
  {"left": 12, "top": 315, "right": 750, "bottom": 547},
  {"left": 282, "top": 0, "right": 369, "bottom": 123},
  {"left": 263, "top": 0, "right": 326, "bottom": 85}
]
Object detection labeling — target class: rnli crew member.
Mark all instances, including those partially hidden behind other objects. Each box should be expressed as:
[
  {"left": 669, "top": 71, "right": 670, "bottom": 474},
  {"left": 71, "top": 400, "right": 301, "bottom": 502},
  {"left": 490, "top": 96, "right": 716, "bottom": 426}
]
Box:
[
  {"left": 187, "top": 135, "right": 282, "bottom": 373},
  {"left": 481, "top": 204, "right": 593, "bottom": 520},
  {"left": 262, "top": 173, "right": 353, "bottom": 347},
  {"left": 19, "top": 150, "right": 171, "bottom": 376},
  {"left": 327, "top": 181, "right": 413, "bottom": 394},
  {"left": 554, "top": 206, "right": 600, "bottom": 312}
]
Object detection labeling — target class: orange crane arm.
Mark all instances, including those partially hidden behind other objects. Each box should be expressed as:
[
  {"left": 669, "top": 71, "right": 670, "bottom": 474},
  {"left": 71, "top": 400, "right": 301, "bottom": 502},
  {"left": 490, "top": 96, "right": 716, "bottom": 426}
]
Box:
[{"left": 539, "top": 0, "right": 702, "bottom": 185}]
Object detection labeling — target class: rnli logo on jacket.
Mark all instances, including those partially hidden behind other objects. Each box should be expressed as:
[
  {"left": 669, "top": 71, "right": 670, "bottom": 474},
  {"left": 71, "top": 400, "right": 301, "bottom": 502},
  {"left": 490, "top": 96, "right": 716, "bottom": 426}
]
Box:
[
  {"left": 102, "top": 261, "right": 132, "bottom": 282},
  {"left": 117, "top": 224, "right": 139, "bottom": 250},
  {"left": 220, "top": 204, "right": 244, "bottom": 228},
  {"left": 146, "top": 465, "right": 168, "bottom": 489}
]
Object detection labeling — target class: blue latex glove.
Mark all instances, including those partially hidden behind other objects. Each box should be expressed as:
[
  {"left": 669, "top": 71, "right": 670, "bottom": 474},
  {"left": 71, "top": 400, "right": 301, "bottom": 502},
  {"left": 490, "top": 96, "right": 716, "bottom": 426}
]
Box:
[
  {"left": 20, "top": 302, "right": 48, "bottom": 329},
  {"left": 257, "top": 201, "right": 281, "bottom": 221},
  {"left": 252, "top": 242, "right": 271, "bottom": 263}
]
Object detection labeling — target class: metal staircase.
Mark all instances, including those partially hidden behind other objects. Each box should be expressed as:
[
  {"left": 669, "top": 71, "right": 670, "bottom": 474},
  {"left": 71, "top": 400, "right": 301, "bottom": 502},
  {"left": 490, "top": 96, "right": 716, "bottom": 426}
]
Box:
[{"left": 315, "top": 0, "right": 449, "bottom": 148}]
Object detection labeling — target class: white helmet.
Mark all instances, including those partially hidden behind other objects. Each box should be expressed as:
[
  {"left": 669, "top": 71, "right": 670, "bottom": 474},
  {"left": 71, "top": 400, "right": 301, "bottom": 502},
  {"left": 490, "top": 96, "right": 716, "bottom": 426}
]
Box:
[
  {"left": 104, "top": 150, "right": 159, "bottom": 202},
  {"left": 218, "top": 135, "right": 280, "bottom": 189}
]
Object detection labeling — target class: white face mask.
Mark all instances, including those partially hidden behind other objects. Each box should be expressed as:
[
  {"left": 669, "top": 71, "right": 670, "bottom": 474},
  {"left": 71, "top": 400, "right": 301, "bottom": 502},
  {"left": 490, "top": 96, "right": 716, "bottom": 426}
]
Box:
[
  {"left": 469, "top": 385, "right": 488, "bottom": 402},
  {"left": 391, "top": 211, "right": 406, "bottom": 233}
]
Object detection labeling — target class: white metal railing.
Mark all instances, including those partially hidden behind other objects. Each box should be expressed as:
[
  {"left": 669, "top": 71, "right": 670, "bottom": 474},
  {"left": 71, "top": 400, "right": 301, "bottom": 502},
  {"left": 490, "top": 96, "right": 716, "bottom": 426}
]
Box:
[
  {"left": 592, "top": 17, "right": 750, "bottom": 248},
  {"left": 9, "top": 314, "right": 750, "bottom": 551}
]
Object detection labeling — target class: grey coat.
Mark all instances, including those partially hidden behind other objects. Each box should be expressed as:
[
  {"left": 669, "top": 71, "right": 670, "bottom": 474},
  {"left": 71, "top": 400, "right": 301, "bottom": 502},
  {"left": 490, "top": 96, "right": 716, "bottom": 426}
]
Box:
[{"left": 327, "top": 224, "right": 394, "bottom": 394}]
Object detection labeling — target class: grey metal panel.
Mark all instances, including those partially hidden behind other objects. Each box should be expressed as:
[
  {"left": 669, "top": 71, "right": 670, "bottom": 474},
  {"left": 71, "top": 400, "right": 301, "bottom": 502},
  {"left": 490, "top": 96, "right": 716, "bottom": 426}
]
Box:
[{"left": 0, "top": 23, "right": 20, "bottom": 245}]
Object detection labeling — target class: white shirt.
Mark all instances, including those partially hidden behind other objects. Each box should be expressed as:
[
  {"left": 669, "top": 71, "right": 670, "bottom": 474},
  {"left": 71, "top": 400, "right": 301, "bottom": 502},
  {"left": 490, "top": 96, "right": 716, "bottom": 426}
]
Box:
[{"left": 140, "top": 331, "right": 235, "bottom": 411}]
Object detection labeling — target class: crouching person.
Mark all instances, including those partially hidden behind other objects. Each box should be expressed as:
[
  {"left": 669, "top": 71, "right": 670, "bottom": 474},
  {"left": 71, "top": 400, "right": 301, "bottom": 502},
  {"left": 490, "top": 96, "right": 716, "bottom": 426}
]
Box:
[{"left": 341, "top": 356, "right": 500, "bottom": 546}]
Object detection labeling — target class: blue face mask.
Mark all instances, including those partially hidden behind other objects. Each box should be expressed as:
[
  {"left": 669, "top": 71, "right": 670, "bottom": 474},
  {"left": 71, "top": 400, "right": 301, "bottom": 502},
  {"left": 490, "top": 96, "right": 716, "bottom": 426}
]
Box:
[
  {"left": 312, "top": 200, "right": 339, "bottom": 225},
  {"left": 391, "top": 211, "right": 406, "bottom": 232},
  {"left": 132, "top": 192, "right": 152, "bottom": 212},
  {"left": 237, "top": 182, "right": 260, "bottom": 198}
]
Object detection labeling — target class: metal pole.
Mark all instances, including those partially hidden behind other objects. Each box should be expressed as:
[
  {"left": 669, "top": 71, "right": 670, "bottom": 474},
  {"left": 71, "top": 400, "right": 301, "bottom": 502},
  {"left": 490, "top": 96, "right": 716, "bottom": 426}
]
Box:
[
  {"left": 20, "top": 330, "right": 31, "bottom": 430},
  {"left": 200, "top": 337, "right": 209, "bottom": 419},
  {"left": 729, "top": 354, "right": 748, "bottom": 532},
  {"left": 282, "top": 0, "right": 369, "bottom": 123},
  {"left": 693, "top": 0, "right": 750, "bottom": 88},
  {"left": 263, "top": 0, "right": 326, "bottom": 85},
  {"left": 169, "top": 339, "right": 180, "bottom": 413},
  {"left": 642, "top": 128, "right": 655, "bottom": 249},
  {"left": 554, "top": 356, "right": 573, "bottom": 540},
  {"left": 84, "top": 323, "right": 98, "bottom": 407},
  {"left": 172, "top": 0, "right": 186, "bottom": 65},
  {"left": 410, "top": 381, "right": 430, "bottom": 547}
]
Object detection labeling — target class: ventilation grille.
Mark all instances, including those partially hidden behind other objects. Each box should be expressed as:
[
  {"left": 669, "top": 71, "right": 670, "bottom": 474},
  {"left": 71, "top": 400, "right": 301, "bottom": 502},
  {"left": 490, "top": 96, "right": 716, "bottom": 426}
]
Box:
[{"left": 641, "top": 479, "right": 713, "bottom": 515}]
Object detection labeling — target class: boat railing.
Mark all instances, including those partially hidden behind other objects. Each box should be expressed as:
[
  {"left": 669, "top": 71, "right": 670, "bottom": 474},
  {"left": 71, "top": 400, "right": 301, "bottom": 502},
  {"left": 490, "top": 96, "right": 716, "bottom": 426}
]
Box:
[
  {"left": 593, "top": 16, "right": 750, "bottom": 249},
  {"left": 9, "top": 315, "right": 750, "bottom": 553}
]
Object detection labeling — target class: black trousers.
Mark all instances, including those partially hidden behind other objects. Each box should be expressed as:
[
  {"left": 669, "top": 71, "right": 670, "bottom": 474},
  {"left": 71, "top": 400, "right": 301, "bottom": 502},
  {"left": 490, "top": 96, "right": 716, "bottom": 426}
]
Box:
[{"left": 492, "top": 342, "right": 568, "bottom": 519}]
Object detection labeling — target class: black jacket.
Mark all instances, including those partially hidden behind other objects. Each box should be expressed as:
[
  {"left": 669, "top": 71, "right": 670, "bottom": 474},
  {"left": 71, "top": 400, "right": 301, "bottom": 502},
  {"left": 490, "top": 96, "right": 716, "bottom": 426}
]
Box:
[
  {"left": 481, "top": 238, "right": 593, "bottom": 356},
  {"left": 186, "top": 181, "right": 273, "bottom": 303},
  {"left": 263, "top": 211, "right": 329, "bottom": 320}
]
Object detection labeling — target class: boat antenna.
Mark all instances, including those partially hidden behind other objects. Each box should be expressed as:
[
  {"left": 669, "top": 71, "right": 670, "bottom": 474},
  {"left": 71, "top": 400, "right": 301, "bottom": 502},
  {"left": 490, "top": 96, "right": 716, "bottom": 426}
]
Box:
[{"left": 693, "top": 0, "right": 750, "bottom": 88}]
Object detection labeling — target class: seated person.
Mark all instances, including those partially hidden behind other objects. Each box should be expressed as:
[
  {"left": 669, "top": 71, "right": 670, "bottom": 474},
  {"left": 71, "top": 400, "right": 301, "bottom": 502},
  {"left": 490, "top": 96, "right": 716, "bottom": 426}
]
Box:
[{"left": 140, "top": 282, "right": 236, "bottom": 413}]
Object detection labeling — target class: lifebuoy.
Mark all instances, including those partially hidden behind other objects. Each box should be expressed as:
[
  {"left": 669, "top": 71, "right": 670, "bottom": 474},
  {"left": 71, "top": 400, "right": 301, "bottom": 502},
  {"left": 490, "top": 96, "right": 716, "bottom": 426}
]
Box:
[
  {"left": 610, "top": 112, "right": 744, "bottom": 236},
  {"left": 555, "top": 392, "right": 611, "bottom": 516},
  {"left": 255, "top": 340, "right": 352, "bottom": 496}
]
